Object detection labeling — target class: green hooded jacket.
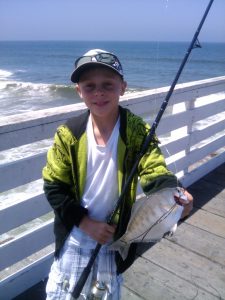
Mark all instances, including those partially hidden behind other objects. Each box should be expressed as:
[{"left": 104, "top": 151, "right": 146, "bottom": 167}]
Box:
[{"left": 42, "top": 106, "right": 177, "bottom": 273}]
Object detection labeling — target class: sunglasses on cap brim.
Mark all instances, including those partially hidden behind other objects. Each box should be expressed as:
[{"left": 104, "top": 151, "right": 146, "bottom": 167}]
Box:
[{"left": 75, "top": 53, "right": 122, "bottom": 73}]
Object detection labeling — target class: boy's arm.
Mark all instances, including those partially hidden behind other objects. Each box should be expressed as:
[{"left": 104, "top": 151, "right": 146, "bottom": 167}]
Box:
[
  {"left": 138, "top": 140, "right": 178, "bottom": 194},
  {"left": 43, "top": 126, "right": 88, "bottom": 229},
  {"left": 43, "top": 180, "right": 88, "bottom": 229},
  {"left": 138, "top": 139, "right": 193, "bottom": 217}
]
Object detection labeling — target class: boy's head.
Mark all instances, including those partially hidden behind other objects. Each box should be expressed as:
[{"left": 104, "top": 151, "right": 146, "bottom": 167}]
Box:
[{"left": 71, "top": 49, "right": 124, "bottom": 83}]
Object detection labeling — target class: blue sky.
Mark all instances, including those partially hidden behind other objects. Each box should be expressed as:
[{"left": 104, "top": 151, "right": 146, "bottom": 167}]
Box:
[{"left": 0, "top": 0, "right": 224, "bottom": 42}]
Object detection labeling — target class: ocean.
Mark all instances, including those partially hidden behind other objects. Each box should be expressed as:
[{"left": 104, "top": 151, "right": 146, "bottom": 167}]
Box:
[{"left": 0, "top": 40, "right": 225, "bottom": 116}]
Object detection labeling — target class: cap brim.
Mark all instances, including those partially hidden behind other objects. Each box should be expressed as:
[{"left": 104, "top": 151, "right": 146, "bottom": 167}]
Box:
[{"left": 71, "top": 62, "right": 123, "bottom": 83}]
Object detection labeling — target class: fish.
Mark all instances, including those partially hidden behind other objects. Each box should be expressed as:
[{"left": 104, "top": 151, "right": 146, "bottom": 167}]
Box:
[{"left": 109, "top": 187, "right": 185, "bottom": 260}]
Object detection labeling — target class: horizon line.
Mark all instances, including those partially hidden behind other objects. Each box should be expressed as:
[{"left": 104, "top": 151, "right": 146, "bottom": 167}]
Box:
[{"left": 0, "top": 39, "right": 224, "bottom": 44}]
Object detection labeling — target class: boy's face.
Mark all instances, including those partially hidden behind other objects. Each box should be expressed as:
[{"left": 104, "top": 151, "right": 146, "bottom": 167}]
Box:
[{"left": 76, "top": 67, "right": 127, "bottom": 120}]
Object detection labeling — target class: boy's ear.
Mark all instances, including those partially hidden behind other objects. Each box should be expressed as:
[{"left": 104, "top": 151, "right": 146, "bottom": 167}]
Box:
[
  {"left": 75, "top": 84, "right": 82, "bottom": 98},
  {"left": 120, "top": 80, "right": 127, "bottom": 96}
]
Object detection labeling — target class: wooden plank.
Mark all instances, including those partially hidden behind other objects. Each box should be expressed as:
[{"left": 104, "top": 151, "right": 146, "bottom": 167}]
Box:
[
  {"left": 121, "top": 286, "right": 143, "bottom": 300},
  {"left": 0, "top": 194, "right": 52, "bottom": 234},
  {"left": 167, "top": 222, "right": 225, "bottom": 266},
  {"left": 186, "top": 209, "right": 225, "bottom": 239},
  {"left": 158, "top": 99, "right": 225, "bottom": 137},
  {"left": 193, "top": 81, "right": 225, "bottom": 98},
  {"left": 166, "top": 155, "right": 188, "bottom": 174},
  {"left": 187, "top": 174, "right": 225, "bottom": 217},
  {"left": 142, "top": 238, "right": 225, "bottom": 299},
  {"left": 0, "top": 102, "right": 86, "bottom": 129},
  {"left": 190, "top": 118, "right": 225, "bottom": 147},
  {"left": 124, "top": 254, "right": 218, "bottom": 300},
  {"left": 202, "top": 163, "right": 225, "bottom": 186},
  {"left": 187, "top": 135, "right": 225, "bottom": 167},
  {"left": 0, "top": 122, "right": 58, "bottom": 152},
  {"left": 122, "top": 94, "right": 165, "bottom": 118},
  {"left": 125, "top": 76, "right": 225, "bottom": 108},
  {"left": 182, "top": 151, "right": 225, "bottom": 187},
  {"left": 0, "top": 153, "right": 46, "bottom": 193},
  {"left": 169, "top": 137, "right": 225, "bottom": 176},
  {"left": 0, "top": 251, "right": 54, "bottom": 300},
  {"left": 196, "top": 192, "right": 225, "bottom": 218},
  {"left": 157, "top": 110, "right": 192, "bottom": 136},
  {"left": 0, "top": 220, "right": 54, "bottom": 270},
  {"left": 160, "top": 135, "right": 189, "bottom": 158},
  {"left": 0, "top": 104, "right": 87, "bottom": 151},
  {"left": 123, "top": 91, "right": 192, "bottom": 120},
  {"left": 195, "top": 82, "right": 225, "bottom": 98},
  {"left": 193, "top": 98, "right": 225, "bottom": 124},
  {"left": 212, "top": 163, "right": 225, "bottom": 175},
  {"left": 121, "top": 81, "right": 196, "bottom": 115},
  {"left": 158, "top": 98, "right": 225, "bottom": 138}
]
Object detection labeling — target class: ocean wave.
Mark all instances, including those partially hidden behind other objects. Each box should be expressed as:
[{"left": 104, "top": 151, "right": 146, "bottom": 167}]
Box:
[
  {"left": 0, "top": 80, "right": 76, "bottom": 99},
  {"left": 14, "top": 69, "right": 27, "bottom": 74},
  {"left": 49, "top": 84, "right": 76, "bottom": 98},
  {"left": 0, "top": 69, "right": 13, "bottom": 80},
  {"left": 0, "top": 79, "right": 141, "bottom": 99}
]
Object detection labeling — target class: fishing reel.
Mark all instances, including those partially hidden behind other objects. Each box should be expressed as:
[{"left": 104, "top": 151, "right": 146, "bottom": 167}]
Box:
[{"left": 87, "top": 281, "right": 109, "bottom": 300}]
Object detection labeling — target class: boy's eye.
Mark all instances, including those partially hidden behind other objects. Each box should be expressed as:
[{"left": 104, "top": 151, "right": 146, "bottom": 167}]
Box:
[
  {"left": 103, "top": 82, "right": 113, "bottom": 90},
  {"left": 82, "top": 82, "right": 114, "bottom": 92},
  {"left": 84, "top": 84, "right": 95, "bottom": 91}
]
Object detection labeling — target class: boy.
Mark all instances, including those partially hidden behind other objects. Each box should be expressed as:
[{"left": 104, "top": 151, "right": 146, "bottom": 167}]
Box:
[{"left": 43, "top": 49, "right": 193, "bottom": 299}]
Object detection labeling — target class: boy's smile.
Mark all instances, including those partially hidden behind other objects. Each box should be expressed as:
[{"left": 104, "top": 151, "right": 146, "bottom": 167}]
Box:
[{"left": 76, "top": 67, "right": 127, "bottom": 122}]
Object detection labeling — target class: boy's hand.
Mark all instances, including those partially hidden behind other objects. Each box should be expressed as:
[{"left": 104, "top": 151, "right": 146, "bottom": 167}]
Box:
[
  {"left": 174, "top": 188, "right": 193, "bottom": 219},
  {"left": 180, "top": 189, "right": 194, "bottom": 219},
  {"left": 79, "top": 215, "right": 116, "bottom": 245}
]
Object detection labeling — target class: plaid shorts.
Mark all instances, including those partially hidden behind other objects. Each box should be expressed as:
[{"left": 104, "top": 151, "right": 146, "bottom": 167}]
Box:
[{"left": 46, "top": 239, "right": 123, "bottom": 300}]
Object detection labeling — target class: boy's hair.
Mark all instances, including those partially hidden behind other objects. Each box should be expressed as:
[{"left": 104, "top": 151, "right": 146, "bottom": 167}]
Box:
[{"left": 71, "top": 49, "right": 123, "bottom": 83}]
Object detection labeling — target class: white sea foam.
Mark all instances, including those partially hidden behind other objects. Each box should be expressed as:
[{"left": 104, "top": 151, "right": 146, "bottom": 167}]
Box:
[
  {"left": 0, "top": 69, "right": 13, "bottom": 80},
  {"left": 0, "top": 80, "right": 75, "bottom": 98},
  {"left": 0, "top": 80, "right": 51, "bottom": 93},
  {"left": 0, "top": 79, "right": 78, "bottom": 116}
]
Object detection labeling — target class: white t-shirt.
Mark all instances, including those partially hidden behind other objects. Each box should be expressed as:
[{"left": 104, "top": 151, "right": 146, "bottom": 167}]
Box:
[{"left": 67, "top": 115, "right": 120, "bottom": 249}]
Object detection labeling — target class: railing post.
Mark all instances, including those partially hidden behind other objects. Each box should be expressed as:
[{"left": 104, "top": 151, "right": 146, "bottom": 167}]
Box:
[{"left": 184, "top": 93, "right": 197, "bottom": 178}]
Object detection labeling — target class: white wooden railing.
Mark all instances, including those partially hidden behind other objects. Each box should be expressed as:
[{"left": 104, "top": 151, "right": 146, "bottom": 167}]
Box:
[{"left": 0, "top": 76, "right": 225, "bottom": 299}]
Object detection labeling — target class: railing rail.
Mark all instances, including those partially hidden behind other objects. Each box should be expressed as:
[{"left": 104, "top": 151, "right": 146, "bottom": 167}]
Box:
[{"left": 0, "top": 76, "right": 225, "bottom": 299}]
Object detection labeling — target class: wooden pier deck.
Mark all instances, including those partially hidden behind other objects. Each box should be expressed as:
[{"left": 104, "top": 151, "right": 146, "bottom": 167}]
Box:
[
  {"left": 122, "top": 162, "right": 225, "bottom": 300},
  {"left": 14, "top": 162, "right": 225, "bottom": 300}
]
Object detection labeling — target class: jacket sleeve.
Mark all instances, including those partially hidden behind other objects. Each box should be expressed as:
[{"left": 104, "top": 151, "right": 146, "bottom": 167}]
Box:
[
  {"left": 42, "top": 125, "right": 88, "bottom": 229},
  {"left": 138, "top": 126, "right": 178, "bottom": 195}
]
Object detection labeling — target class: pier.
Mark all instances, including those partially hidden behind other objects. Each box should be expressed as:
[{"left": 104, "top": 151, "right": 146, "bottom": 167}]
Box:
[{"left": 0, "top": 76, "right": 225, "bottom": 299}]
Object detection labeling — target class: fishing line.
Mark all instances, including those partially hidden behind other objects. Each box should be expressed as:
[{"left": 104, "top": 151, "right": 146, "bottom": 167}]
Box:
[
  {"left": 151, "top": 0, "right": 170, "bottom": 121},
  {"left": 161, "top": 143, "right": 179, "bottom": 178},
  {"left": 125, "top": 203, "right": 178, "bottom": 244}
]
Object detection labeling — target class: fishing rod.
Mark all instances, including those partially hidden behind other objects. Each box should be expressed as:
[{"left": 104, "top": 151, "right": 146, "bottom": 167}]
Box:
[{"left": 71, "top": 0, "right": 214, "bottom": 298}]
